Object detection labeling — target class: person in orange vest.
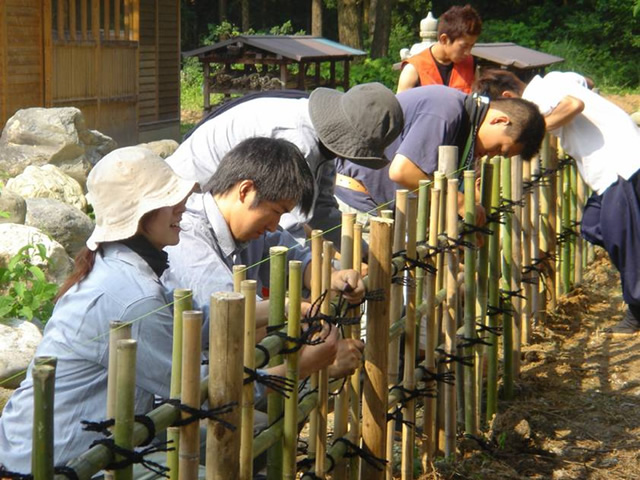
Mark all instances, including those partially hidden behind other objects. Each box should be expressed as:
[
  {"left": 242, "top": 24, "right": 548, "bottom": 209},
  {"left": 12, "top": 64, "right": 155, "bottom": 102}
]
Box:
[{"left": 397, "top": 4, "right": 482, "bottom": 94}]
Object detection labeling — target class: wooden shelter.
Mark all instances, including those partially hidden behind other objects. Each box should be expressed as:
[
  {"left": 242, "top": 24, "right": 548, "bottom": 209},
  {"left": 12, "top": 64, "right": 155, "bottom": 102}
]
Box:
[
  {"left": 182, "top": 35, "right": 367, "bottom": 110},
  {"left": 471, "top": 42, "right": 564, "bottom": 82},
  {"left": 0, "top": 0, "right": 180, "bottom": 146}
]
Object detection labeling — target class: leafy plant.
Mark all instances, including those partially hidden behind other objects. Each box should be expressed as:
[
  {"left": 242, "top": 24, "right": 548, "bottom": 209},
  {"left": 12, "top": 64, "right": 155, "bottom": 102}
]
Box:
[{"left": 0, "top": 244, "right": 59, "bottom": 324}]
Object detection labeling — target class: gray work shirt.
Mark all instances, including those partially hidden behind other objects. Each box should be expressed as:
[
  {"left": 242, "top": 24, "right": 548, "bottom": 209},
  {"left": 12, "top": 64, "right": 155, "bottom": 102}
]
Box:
[
  {"left": 162, "top": 192, "right": 312, "bottom": 339},
  {"left": 166, "top": 96, "right": 343, "bottom": 249}
]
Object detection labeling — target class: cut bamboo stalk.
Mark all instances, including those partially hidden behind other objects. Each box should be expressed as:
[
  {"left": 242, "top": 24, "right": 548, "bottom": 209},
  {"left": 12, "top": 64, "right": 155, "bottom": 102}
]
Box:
[
  {"left": 531, "top": 155, "right": 541, "bottom": 330},
  {"left": 207, "top": 292, "right": 244, "bottom": 479},
  {"left": 32, "top": 360, "right": 56, "bottom": 480},
  {"left": 386, "top": 189, "right": 408, "bottom": 480},
  {"left": 486, "top": 157, "right": 501, "bottom": 422},
  {"left": 570, "top": 162, "right": 578, "bottom": 285},
  {"left": 511, "top": 156, "right": 523, "bottom": 376},
  {"left": 575, "top": 169, "right": 585, "bottom": 284},
  {"left": 179, "top": 311, "right": 202, "bottom": 480},
  {"left": 562, "top": 162, "right": 572, "bottom": 293},
  {"left": 283, "top": 261, "right": 302, "bottom": 480},
  {"left": 415, "top": 180, "right": 430, "bottom": 361},
  {"left": 522, "top": 160, "right": 533, "bottom": 345},
  {"left": 463, "top": 171, "right": 477, "bottom": 436},
  {"left": 308, "top": 229, "right": 323, "bottom": 466},
  {"left": 401, "top": 195, "right": 418, "bottom": 480},
  {"left": 349, "top": 223, "right": 363, "bottom": 480},
  {"left": 233, "top": 265, "right": 247, "bottom": 292},
  {"left": 315, "top": 240, "right": 334, "bottom": 479},
  {"left": 501, "top": 156, "right": 514, "bottom": 400},
  {"left": 240, "top": 280, "right": 257, "bottom": 480},
  {"left": 113, "top": 339, "right": 137, "bottom": 480},
  {"left": 548, "top": 136, "right": 559, "bottom": 310},
  {"left": 438, "top": 146, "right": 458, "bottom": 179},
  {"left": 444, "top": 178, "right": 459, "bottom": 458},
  {"left": 362, "top": 217, "right": 394, "bottom": 480},
  {"left": 434, "top": 171, "right": 447, "bottom": 456},
  {"left": 266, "top": 246, "right": 288, "bottom": 480}
]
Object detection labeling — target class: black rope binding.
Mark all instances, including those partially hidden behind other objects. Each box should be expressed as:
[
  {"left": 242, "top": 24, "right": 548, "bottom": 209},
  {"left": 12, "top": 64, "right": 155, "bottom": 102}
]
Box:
[
  {"left": 81, "top": 414, "right": 156, "bottom": 447},
  {"left": 332, "top": 437, "right": 388, "bottom": 471},
  {"left": 163, "top": 398, "right": 237, "bottom": 432},
  {"left": 456, "top": 335, "right": 493, "bottom": 349},
  {"left": 435, "top": 347, "right": 474, "bottom": 367},
  {"left": 243, "top": 367, "right": 295, "bottom": 397},
  {"left": 476, "top": 321, "right": 503, "bottom": 337},
  {"left": 415, "top": 365, "right": 455, "bottom": 385},
  {"left": 0, "top": 463, "right": 81, "bottom": 479},
  {"left": 89, "top": 438, "right": 173, "bottom": 478}
]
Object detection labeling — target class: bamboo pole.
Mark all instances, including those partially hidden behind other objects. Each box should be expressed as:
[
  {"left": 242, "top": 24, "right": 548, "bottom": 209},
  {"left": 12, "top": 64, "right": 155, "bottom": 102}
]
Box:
[
  {"left": 315, "top": 240, "right": 334, "bottom": 479},
  {"left": 463, "top": 171, "right": 477, "bottom": 436},
  {"left": 308, "top": 229, "right": 323, "bottom": 466},
  {"left": 349, "top": 223, "right": 363, "bottom": 480},
  {"left": 233, "top": 265, "right": 247, "bottom": 292},
  {"left": 32, "top": 360, "right": 56, "bottom": 480},
  {"left": 266, "top": 246, "right": 288, "bottom": 480},
  {"left": 362, "top": 217, "right": 394, "bottom": 480},
  {"left": 386, "top": 190, "right": 408, "bottom": 480},
  {"left": 207, "top": 292, "right": 244, "bottom": 479},
  {"left": 562, "top": 163, "right": 572, "bottom": 294},
  {"left": 501, "top": 156, "right": 515, "bottom": 400},
  {"left": 239, "top": 280, "right": 257, "bottom": 480},
  {"left": 531, "top": 156, "right": 542, "bottom": 332},
  {"left": 401, "top": 196, "right": 418, "bottom": 480},
  {"left": 421, "top": 186, "right": 440, "bottom": 469},
  {"left": 486, "top": 157, "right": 501, "bottom": 422},
  {"left": 547, "top": 136, "right": 559, "bottom": 311},
  {"left": 283, "top": 261, "right": 302, "bottom": 480},
  {"left": 522, "top": 160, "right": 533, "bottom": 345},
  {"left": 570, "top": 162, "right": 578, "bottom": 285},
  {"left": 511, "top": 156, "right": 523, "bottom": 376},
  {"left": 179, "top": 311, "right": 202, "bottom": 480},
  {"left": 434, "top": 171, "right": 447, "bottom": 456},
  {"left": 333, "top": 213, "right": 356, "bottom": 480},
  {"left": 575, "top": 170, "right": 585, "bottom": 285},
  {"left": 416, "top": 180, "right": 430, "bottom": 364},
  {"left": 113, "top": 339, "right": 137, "bottom": 480},
  {"left": 167, "top": 289, "right": 192, "bottom": 480},
  {"left": 444, "top": 178, "right": 459, "bottom": 458}
]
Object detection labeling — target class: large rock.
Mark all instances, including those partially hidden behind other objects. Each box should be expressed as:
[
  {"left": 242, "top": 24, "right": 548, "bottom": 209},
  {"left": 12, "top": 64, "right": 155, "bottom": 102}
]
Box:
[
  {"left": 5, "top": 164, "right": 87, "bottom": 212},
  {"left": 0, "top": 107, "right": 117, "bottom": 187},
  {"left": 0, "top": 188, "right": 26, "bottom": 225},
  {"left": 25, "top": 197, "right": 94, "bottom": 257},
  {"left": 0, "top": 224, "right": 73, "bottom": 284},
  {"left": 632, "top": 111, "right": 640, "bottom": 127},
  {"left": 138, "top": 139, "right": 180, "bottom": 159},
  {"left": 0, "top": 319, "right": 43, "bottom": 389}
]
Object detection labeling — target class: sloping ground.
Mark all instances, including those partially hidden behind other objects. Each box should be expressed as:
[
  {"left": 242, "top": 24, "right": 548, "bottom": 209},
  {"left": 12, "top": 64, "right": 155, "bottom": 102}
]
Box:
[{"left": 425, "top": 249, "right": 640, "bottom": 480}]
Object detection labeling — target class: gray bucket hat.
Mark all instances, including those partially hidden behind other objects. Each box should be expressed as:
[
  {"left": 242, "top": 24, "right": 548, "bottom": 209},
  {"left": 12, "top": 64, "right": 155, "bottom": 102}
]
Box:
[{"left": 308, "top": 82, "right": 404, "bottom": 169}]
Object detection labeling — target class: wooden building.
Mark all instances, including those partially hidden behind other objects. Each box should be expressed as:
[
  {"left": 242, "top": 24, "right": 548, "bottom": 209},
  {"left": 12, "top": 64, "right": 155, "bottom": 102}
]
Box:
[
  {"left": 183, "top": 35, "right": 367, "bottom": 110},
  {"left": 0, "top": 0, "right": 180, "bottom": 146}
]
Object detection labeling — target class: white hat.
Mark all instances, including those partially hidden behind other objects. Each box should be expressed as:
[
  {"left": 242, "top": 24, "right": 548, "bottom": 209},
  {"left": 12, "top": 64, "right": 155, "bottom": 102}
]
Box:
[{"left": 85, "top": 147, "right": 196, "bottom": 251}]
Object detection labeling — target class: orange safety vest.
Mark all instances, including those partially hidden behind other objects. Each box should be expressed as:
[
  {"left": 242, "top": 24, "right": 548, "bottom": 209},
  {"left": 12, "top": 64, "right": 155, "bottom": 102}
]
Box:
[{"left": 404, "top": 48, "right": 475, "bottom": 94}]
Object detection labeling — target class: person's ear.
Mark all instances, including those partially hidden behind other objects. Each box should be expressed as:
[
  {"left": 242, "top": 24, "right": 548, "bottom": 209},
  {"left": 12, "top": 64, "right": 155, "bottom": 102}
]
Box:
[
  {"left": 237, "top": 180, "right": 255, "bottom": 203},
  {"left": 502, "top": 90, "right": 518, "bottom": 98},
  {"left": 438, "top": 33, "right": 450, "bottom": 45},
  {"left": 490, "top": 114, "right": 511, "bottom": 126}
]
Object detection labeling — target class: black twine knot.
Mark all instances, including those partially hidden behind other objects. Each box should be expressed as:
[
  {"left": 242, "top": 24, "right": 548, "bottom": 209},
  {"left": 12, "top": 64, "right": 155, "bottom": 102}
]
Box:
[
  {"left": 243, "top": 367, "right": 295, "bottom": 397},
  {"left": 89, "top": 438, "right": 174, "bottom": 478},
  {"left": 436, "top": 347, "right": 474, "bottom": 367},
  {"left": 164, "top": 398, "right": 237, "bottom": 432}
]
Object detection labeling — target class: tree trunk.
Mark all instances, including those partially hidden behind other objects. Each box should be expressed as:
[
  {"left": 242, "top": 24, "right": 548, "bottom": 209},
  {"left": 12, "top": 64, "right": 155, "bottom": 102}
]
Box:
[
  {"left": 241, "top": 0, "right": 250, "bottom": 31},
  {"left": 219, "top": 0, "right": 227, "bottom": 22},
  {"left": 370, "top": 0, "right": 393, "bottom": 58},
  {"left": 338, "top": 0, "right": 362, "bottom": 49},
  {"left": 311, "top": 0, "right": 323, "bottom": 36}
]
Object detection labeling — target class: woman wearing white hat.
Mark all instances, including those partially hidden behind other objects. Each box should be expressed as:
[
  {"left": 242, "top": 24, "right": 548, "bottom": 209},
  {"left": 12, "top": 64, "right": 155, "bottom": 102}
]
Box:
[{"left": 0, "top": 147, "right": 196, "bottom": 472}]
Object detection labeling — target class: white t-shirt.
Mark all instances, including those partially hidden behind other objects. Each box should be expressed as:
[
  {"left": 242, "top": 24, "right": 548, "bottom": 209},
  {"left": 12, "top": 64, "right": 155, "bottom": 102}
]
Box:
[{"left": 523, "top": 72, "right": 640, "bottom": 194}]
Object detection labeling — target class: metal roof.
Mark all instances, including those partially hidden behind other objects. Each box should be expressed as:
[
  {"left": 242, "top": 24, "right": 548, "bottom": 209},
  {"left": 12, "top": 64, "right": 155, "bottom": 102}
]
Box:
[
  {"left": 471, "top": 42, "right": 564, "bottom": 69},
  {"left": 183, "top": 35, "right": 367, "bottom": 62}
]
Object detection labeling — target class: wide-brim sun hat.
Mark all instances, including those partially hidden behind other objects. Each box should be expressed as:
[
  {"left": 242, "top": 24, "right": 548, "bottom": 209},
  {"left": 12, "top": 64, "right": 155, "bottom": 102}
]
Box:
[
  {"left": 85, "top": 146, "right": 197, "bottom": 251},
  {"left": 308, "top": 82, "right": 404, "bottom": 170}
]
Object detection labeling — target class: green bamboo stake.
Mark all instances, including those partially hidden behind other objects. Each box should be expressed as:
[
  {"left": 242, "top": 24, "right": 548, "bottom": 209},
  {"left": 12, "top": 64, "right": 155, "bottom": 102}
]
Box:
[
  {"left": 114, "top": 339, "right": 137, "bottom": 480},
  {"left": 434, "top": 171, "right": 447, "bottom": 457},
  {"left": 267, "top": 246, "right": 288, "bottom": 480},
  {"left": 522, "top": 160, "right": 533, "bottom": 346},
  {"left": 530, "top": 155, "right": 542, "bottom": 333},
  {"left": 168, "top": 289, "right": 192, "bottom": 480},
  {"left": 349, "top": 223, "right": 363, "bottom": 480},
  {"left": 283, "top": 261, "right": 302, "bottom": 480},
  {"left": 415, "top": 179, "right": 431, "bottom": 363},
  {"left": 561, "top": 161, "right": 571, "bottom": 294},
  {"left": 240, "top": 279, "right": 257, "bottom": 480},
  {"left": 511, "top": 156, "right": 523, "bottom": 377},
  {"left": 570, "top": 162, "right": 578, "bottom": 285},
  {"left": 486, "top": 157, "right": 501, "bottom": 422},
  {"left": 463, "top": 171, "right": 477, "bottom": 436},
  {"left": 32, "top": 359, "right": 56, "bottom": 480},
  {"left": 575, "top": 167, "right": 585, "bottom": 284},
  {"left": 501, "top": 156, "right": 514, "bottom": 401}
]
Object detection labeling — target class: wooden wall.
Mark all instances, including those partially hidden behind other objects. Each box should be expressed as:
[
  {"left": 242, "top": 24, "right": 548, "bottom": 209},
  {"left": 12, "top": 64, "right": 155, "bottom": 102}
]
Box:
[{"left": 0, "top": 0, "right": 44, "bottom": 129}]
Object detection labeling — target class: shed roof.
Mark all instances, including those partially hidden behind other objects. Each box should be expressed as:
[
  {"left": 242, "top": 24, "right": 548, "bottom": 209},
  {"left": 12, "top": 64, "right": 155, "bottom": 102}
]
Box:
[
  {"left": 183, "top": 35, "right": 367, "bottom": 62},
  {"left": 471, "top": 43, "right": 564, "bottom": 69}
]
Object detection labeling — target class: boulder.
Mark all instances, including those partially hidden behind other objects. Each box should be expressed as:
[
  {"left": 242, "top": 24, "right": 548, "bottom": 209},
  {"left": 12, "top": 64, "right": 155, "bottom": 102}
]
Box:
[
  {"left": 5, "top": 164, "right": 87, "bottom": 212},
  {"left": 0, "top": 319, "right": 43, "bottom": 389},
  {"left": 25, "top": 197, "right": 94, "bottom": 257},
  {"left": 631, "top": 111, "right": 640, "bottom": 127},
  {"left": 137, "top": 139, "right": 180, "bottom": 159},
  {"left": 0, "top": 107, "right": 117, "bottom": 187},
  {"left": 0, "top": 189, "right": 27, "bottom": 225},
  {"left": 0, "top": 224, "right": 73, "bottom": 284}
]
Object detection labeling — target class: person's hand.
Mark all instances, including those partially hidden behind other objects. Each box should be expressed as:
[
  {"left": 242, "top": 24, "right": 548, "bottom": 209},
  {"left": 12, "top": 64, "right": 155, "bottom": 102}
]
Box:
[
  {"left": 330, "top": 269, "right": 365, "bottom": 304},
  {"left": 328, "top": 338, "right": 364, "bottom": 378},
  {"left": 298, "top": 322, "right": 339, "bottom": 378}
]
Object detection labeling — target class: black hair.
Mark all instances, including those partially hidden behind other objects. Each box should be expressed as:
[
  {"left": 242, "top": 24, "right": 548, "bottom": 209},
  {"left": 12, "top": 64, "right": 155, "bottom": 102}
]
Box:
[
  {"left": 491, "top": 98, "right": 546, "bottom": 161},
  {"left": 209, "top": 137, "right": 315, "bottom": 216},
  {"left": 473, "top": 69, "right": 527, "bottom": 99},
  {"left": 438, "top": 4, "right": 482, "bottom": 40}
]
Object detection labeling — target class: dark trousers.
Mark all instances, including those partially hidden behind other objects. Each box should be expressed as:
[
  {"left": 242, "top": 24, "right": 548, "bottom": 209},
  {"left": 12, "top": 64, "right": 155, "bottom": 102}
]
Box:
[{"left": 581, "top": 171, "right": 640, "bottom": 317}]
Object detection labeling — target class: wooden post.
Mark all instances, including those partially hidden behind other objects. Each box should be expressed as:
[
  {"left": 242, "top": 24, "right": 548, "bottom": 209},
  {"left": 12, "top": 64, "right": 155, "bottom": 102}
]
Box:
[
  {"left": 463, "top": 171, "right": 477, "bottom": 436},
  {"left": 266, "top": 247, "right": 287, "bottom": 480},
  {"left": 69, "top": 0, "right": 76, "bottom": 41},
  {"left": 283, "top": 261, "right": 302, "bottom": 480},
  {"left": 32, "top": 359, "right": 56, "bottom": 480},
  {"left": 443, "top": 179, "right": 459, "bottom": 458},
  {"left": 114, "top": 0, "right": 121, "bottom": 39},
  {"left": 511, "top": 156, "right": 523, "bottom": 376},
  {"left": 103, "top": 0, "right": 110, "bottom": 40},
  {"left": 81, "top": 0, "right": 88, "bottom": 40},
  {"left": 114, "top": 339, "right": 137, "bottom": 480},
  {"left": 239, "top": 280, "right": 257, "bottom": 480},
  {"left": 401, "top": 196, "right": 418, "bottom": 480},
  {"left": 179, "top": 311, "right": 203, "bottom": 480},
  {"left": 362, "top": 217, "right": 394, "bottom": 480},
  {"left": 207, "top": 292, "right": 245, "bottom": 479},
  {"left": 57, "top": 0, "right": 66, "bottom": 43}
]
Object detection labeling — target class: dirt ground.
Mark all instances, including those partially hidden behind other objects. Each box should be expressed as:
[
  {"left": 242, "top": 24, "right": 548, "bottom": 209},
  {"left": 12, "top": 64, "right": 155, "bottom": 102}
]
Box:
[{"left": 423, "top": 249, "right": 640, "bottom": 480}]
